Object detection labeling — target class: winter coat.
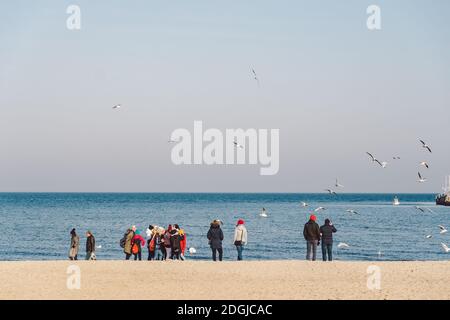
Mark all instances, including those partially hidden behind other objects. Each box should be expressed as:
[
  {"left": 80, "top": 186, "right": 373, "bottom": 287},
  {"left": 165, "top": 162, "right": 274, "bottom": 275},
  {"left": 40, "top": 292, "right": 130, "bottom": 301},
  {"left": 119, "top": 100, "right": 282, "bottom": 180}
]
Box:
[
  {"left": 303, "top": 220, "right": 321, "bottom": 241},
  {"left": 170, "top": 229, "right": 181, "bottom": 253},
  {"left": 178, "top": 229, "right": 187, "bottom": 254},
  {"left": 69, "top": 235, "right": 79, "bottom": 258},
  {"left": 233, "top": 225, "right": 248, "bottom": 245},
  {"left": 124, "top": 230, "right": 135, "bottom": 255},
  {"left": 207, "top": 224, "right": 224, "bottom": 249},
  {"left": 132, "top": 234, "right": 146, "bottom": 248},
  {"left": 86, "top": 235, "right": 95, "bottom": 253},
  {"left": 320, "top": 223, "right": 337, "bottom": 245}
]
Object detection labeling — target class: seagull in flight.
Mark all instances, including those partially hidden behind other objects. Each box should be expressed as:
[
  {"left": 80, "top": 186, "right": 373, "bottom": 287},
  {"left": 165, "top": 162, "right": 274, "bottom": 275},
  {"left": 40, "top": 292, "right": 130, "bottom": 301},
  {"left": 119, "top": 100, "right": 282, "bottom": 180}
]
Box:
[
  {"left": 112, "top": 104, "right": 121, "bottom": 110},
  {"left": 426, "top": 235, "right": 432, "bottom": 239},
  {"left": 419, "top": 161, "right": 429, "bottom": 169},
  {"left": 251, "top": 68, "right": 260, "bottom": 86},
  {"left": 366, "top": 152, "right": 384, "bottom": 167},
  {"left": 392, "top": 156, "right": 401, "bottom": 160},
  {"left": 439, "top": 225, "right": 448, "bottom": 234},
  {"left": 417, "top": 172, "right": 427, "bottom": 183},
  {"left": 314, "top": 207, "right": 326, "bottom": 212},
  {"left": 325, "top": 189, "right": 337, "bottom": 196},
  {"left": 346, "top": 209, "right": 359, "bottom": 215},
  {"left": 337, "top": 242, "right": 350, "bottom": 249},
  {"left": 419, "top": 139, "right": 432, "bottom": 153},
  {"left": 233, "top": 141, "right": 244, "bottom": 149},
  {"left": 414, "top": 206, "right": 426, "bottom": 213},
  {"left": 300, "top": 201, "right": 308, "bottom": 207},
  {"left": 335, "top": 178, "right": 344, "bottom": 188},
  {"left": 442, "top": 243, "right": 450, "bottom": 253}
]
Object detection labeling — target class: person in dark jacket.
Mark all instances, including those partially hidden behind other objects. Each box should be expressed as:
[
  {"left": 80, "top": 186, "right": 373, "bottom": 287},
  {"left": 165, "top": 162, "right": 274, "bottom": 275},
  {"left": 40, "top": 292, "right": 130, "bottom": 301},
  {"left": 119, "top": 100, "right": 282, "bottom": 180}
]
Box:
[
  {"left": 207, "top": 220, "right": 224, "bottom": 261},
  {"left": 169, "top": 228, "right": 181, "bottom": 260},
  {"left": 303, "top": 215, "right": 321, "bottom": 261},
  {"left": 85, "top": 230, "right": 96, "bottom": 260},
  {"left": 320, "top": 219, "right": 337, "bottom": 261}
]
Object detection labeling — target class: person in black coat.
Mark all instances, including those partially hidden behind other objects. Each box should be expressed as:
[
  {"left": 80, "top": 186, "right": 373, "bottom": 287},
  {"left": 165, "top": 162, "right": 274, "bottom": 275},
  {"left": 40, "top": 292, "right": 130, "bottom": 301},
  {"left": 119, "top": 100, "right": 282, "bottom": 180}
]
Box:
[
  {"left": 207, "top": 220, "right": 224, "bottom": 261},
  {"left": 303, "top": 215, "right": 321, "bottom": 261},
  {"left": 169, "top": 228, "right": 181, "bottom": 260},
  {"left": 85, "top": 230, "right": 96, "bottom": 260},
  {"left": 319, "top": 219, "right": 337, "bottom": 261}
]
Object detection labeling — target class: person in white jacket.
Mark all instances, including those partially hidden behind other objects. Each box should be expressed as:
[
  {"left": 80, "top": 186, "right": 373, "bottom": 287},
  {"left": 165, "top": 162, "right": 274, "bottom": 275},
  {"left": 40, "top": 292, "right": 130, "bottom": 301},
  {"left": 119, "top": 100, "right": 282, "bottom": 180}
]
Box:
[{"left": 233, "top": 219, "right": 248, "bottom": 261}]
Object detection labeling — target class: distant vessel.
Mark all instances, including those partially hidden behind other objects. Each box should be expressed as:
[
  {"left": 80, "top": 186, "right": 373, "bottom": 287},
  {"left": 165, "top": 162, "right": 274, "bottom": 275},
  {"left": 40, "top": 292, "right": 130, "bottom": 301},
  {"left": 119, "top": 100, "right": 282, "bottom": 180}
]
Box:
[
  {"left": 393, "top": 196, "right": 400, "bottom": 206},
  {"left": 436, "top": 175, "right": 450, "bottom": 206}
]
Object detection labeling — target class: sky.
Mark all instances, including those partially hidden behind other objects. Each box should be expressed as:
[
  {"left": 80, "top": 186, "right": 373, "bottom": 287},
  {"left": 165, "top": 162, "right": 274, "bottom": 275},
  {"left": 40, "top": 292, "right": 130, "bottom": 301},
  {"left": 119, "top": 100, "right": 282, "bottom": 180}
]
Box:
[{"left": 0, "top": 0, "right": 449, "bottom": 193}]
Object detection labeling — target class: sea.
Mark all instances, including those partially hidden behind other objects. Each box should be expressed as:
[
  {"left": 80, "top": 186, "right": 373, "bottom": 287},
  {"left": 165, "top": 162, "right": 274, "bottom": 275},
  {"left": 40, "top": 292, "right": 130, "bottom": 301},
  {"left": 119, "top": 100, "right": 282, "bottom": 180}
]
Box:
[{"left": 0, "top": 193, "right": 448, "bottom": 261}]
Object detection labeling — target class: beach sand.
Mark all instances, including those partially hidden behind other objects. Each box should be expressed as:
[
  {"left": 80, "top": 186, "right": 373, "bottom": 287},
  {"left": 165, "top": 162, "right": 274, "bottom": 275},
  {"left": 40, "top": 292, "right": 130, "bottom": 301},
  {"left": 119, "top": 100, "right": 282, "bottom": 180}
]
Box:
[{"left": 0, "top": 260, "right": 448, "bottom": 300}]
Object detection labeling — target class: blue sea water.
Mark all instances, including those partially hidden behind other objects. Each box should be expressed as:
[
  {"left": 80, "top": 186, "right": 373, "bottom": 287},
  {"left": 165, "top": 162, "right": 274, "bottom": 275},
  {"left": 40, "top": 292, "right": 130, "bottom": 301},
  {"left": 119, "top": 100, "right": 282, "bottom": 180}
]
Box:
[{"left": 0, "top": 193, "right": 448, "bottom": 261}]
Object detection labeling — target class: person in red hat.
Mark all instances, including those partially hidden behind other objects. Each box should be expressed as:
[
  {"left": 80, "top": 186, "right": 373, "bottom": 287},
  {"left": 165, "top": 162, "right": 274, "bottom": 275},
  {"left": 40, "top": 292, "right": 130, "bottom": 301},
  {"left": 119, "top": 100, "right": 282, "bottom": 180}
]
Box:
[
  {"left": 234, "top": 219, "right": 248, "bottom": 261},
  {"left": 303, "top": 214, "right": 321, "bottom": 261}
]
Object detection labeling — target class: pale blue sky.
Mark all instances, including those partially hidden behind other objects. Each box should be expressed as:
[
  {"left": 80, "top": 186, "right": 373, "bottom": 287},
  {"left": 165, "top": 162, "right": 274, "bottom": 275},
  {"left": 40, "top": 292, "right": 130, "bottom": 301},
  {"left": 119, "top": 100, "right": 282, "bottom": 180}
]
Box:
[{"left": 0, "top": 0, "right": 449, "bottom": 192}]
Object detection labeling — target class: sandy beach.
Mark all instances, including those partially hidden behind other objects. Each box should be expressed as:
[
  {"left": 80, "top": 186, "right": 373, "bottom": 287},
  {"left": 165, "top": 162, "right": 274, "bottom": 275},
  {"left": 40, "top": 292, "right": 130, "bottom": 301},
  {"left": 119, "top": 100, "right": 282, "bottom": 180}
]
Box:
[{"left": 0, "top": 260, "right": 448, "bottom": 300}]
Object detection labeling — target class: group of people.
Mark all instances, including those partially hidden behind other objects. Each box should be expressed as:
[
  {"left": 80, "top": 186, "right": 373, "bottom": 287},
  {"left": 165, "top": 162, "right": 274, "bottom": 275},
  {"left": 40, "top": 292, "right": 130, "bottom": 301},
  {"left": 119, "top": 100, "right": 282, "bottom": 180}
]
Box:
[
  {"left": 121, "top": 224, "right": 187, "bottom": 261},
  {"left": 68, "top": 215, "right": 336, "bottom": 262},
  {"left": 303, "top": 214, "right": 337, "bottom": 261},
  {"left": 69, "top": 228, "right": 96, "bottom": 260}
]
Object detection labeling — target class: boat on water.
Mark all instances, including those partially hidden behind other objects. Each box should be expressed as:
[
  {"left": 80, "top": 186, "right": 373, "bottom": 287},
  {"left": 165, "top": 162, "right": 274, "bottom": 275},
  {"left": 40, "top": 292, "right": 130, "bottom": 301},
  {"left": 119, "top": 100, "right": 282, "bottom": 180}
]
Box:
[
  {"left": 436, "top": 175, "right": 450, "bottom": 206},
  {"left": 393, "top": 196, "right": 400, "bottom": 206}
]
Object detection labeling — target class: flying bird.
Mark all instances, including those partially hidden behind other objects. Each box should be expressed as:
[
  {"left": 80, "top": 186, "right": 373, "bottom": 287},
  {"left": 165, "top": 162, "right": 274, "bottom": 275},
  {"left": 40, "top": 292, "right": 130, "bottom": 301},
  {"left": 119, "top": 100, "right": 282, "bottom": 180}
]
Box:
[
  {"left": 439, "top": 225, "right": 448, "bottom": 234},
  {"left": 441, "top": 243, "right": 450, "bottom": 253},
  {"left": 392, "top": 156, "right": 401, "bottom": 160},
  {"left": 414, "top": 206, "right": 425, "bottom": 213},
  {"left": 112, "top": 104, "right": 121, "bottom": 109},
  {"left": 419, "top": 161, "right": 429, "bottom": 169},
  {"left": 346, "top": 209, "right": 359, "bottom": 215},
  {"left": 337, "top": 242, "right": 350, "bottom": 249},
  {"left": 426, "top": 235, "right": 432, "bottom": 239},
  {"left": 335, "top": 178, "right": 344, "bottom": 188},
  {"left": 366, "top": 152, "right": 384, "bottom": 167},
  {"left": 419, "top": 139, "right": 432, "bottom": 153},
  {"left": 251, "top": 68, "right": 260, "bottom": 86},
  {"left": 314, "top": 207, "right": 326, "bottom": 212},
  {"left": 325, "top": 189, "right": 337, "bottom": 196},
  {"left": 300, "top": 202, "right": 308, "bottom": 207},
  {"left": 233, "top": 141, "right": 244, "bottom": 149},
  {"left": 417, "top": 172, "right": 427, "bottom": 183}
]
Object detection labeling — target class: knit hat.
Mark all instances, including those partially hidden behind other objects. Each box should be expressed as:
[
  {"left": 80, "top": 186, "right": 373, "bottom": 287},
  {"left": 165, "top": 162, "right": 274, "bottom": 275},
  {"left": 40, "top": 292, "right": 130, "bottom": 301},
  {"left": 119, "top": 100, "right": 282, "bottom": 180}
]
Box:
[
  {"left": 310, "top": 214, "right": 317, "bottom": 221},
  {"left": 237, "top": 219, "right": 245, "bottom": 225}
]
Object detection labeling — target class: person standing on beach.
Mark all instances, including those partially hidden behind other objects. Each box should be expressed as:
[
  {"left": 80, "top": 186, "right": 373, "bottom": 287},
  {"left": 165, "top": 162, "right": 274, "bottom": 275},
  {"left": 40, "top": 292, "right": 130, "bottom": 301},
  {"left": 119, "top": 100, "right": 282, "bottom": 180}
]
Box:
[
  {"left": 131, "top": 230, "right": 146, "bottom": 261},
  {"left": 163, "top": 225, "right": 173, "bottom": 260},
  {"left": 233, "top": 219, "right": 247, "bottom": 261},
  {"left": 207, "top": 220, "right": 224, "bottom": 261},
  {"left": 303, "top": 215, "right": 321, "bottom": 261},
  {"left": 123, "top": 226, "right": 136, "bottom": 260},
  {"left": 320, "top": 219, "right": 337, "bottom": 261},
  {"left": 175, "top": 224, "right": 186, "bottom": 260},
  {"left": 169, "top": 227, "right": 181, "bottom": 260},
  {"left": 69, "top": 228, "right": 79, "bottom": 260},
  {"left": 85, "top": 230, "right": 96, "bottom": 260}
]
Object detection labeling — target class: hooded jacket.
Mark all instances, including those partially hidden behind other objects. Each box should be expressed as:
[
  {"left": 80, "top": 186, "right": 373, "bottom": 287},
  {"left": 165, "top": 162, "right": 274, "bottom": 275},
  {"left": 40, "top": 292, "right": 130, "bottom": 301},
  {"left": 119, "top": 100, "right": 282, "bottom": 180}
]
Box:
[
  {"left": 320, "top": 223, "right": 337, "bottom": 245},
  {"left": 234, "top": 225, "right": 248, "bottom": 245},
  {"left": 69, "top": 235, "right": 79, "bottom": 258},
  {"left": 86, "top": 234, "right": 95, "bottom": 253},
  {"left": 303, "top": 220, "right": 321, "bottom": 241},
  {"left": 207, "top": 223, "right": 224, "bottom": 249},
  {"left": 124, "top": 230, "right": 135, "bottom": 255}
]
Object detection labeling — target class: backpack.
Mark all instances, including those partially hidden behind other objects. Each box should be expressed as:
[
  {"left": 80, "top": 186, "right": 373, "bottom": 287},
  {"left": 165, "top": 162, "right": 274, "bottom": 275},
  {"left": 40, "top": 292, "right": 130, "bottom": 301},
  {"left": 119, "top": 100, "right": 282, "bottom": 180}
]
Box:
[
  {"left": 120, "top": 232, "right": 128, "bottom": 248},
  {"left": 132, "top": 242, "right": 139, "bottom": 255}
]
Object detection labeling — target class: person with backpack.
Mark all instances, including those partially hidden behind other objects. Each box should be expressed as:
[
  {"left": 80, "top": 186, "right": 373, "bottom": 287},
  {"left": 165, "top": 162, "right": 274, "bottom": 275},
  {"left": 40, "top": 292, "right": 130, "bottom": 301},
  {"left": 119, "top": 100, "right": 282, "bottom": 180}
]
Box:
[
  {"left": 69, "top": 228, "right": 79, "bottom": 260},
  {"left": 207, "top": 219, "right": 224, "bottom": 261},
  {"left": 319, "top": 219, "right": 337, "bottom": 261},
  {"left": 85, "top": 230, "right": 96, "bottom": 260},
  {"left": 175, "top": 224, "right": 186, "bottom": 261},
  {"left": 233, "top": 219, "right": 247, "bottom": 261},
  {"left": 122, "top": 226, "right": 136, "bottom": 260},
  {"left": 131, "top": 230, "right": 146, "bottom": 261},
  {"left": 303, "top": 214, "right": 321, "bottom": 261}
]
